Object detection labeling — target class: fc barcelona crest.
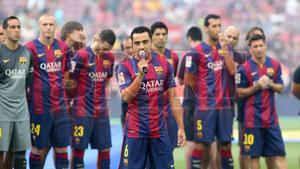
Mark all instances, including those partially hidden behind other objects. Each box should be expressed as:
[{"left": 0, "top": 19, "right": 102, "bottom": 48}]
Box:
[
  {"left": 54, "top": 50, "right": 62, "bottom": 58},
  {"left": 19, "top": 56, "right": 27, "bottom": 64},
  {"left": 154, "top": 66, "right": 163, "bottom": 74},
  {"left": 267, "top": 68, "right": 274, "bottom": 76}
]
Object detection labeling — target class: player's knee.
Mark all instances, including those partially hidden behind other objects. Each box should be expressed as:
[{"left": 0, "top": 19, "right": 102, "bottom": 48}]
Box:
[
  {"left": 14, "top": 151, "right": 27, "bottom": 169},
  {"left": 194, "top": 142, "right": 207, "bottom": 150},
  {"left": 31, "top": 146, "right": 43, "bottom": 154},
  {"left": 219, "top": 142, "right": 231, "bottom": 149},
  {"left": 55, "top": 147, "right": 68, "bottom": 153},
  {"left": 99, "top": 148, "right": 110, "bottom": 152}
]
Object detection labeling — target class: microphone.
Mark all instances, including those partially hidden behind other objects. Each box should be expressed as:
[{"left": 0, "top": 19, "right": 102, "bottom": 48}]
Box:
[{"left": 139, "top": 50, "right": 148, "bottom": 74}]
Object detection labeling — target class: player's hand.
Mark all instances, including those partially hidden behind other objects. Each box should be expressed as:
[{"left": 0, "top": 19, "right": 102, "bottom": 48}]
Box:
[
  {"left": 218, "top": 33, "right": 228, "bottom": 49},
  {"left": 177, "top": 128, "right": 186, "bottom": 147},
  {"left": 137, "top": 60, "right": 148, "bottom": 74},
  {"left": 258, "top": 75, "right": 270, "bottom": 89}
]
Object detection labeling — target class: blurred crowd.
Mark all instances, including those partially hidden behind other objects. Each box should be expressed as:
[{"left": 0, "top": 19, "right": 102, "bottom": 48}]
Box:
[{"left": 0, "top": 0, "right": 299, "bottom": 71}]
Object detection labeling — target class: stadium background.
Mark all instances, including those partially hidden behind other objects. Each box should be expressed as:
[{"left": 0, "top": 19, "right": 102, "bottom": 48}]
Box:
[{"left": 0, "top": 0, "right": 299, "bottom": 168}]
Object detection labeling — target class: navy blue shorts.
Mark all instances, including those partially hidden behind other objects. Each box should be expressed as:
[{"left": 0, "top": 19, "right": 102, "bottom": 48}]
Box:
[
  {"left": 242, "top": 125, "right": 286, "bottom": 158},
  {"left": 71, "top": 116, "right": 112, "bottom": 150},
  {"left": 183, "top": 107, "right": 195, "bottom": 141},
  {"left": 119, "top": 135, "right": 175, "bottom": 169},
  {"left": 194, "top": 109, "right": 234, "bottom": 143},
  {"left": 30, "top": 113, "right": 70, "bottom": 148},
  {"left": 166, "top": 115, "right": 178, "bottom": 151}
]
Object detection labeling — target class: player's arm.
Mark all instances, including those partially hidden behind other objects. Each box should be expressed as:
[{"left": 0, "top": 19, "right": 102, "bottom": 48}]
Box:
[
  {"left": 177, "top": 55, "right": 186, "bottom": 86},
  {"left": 267, "top": 63, "right": 284, "bottom": 93},
  {"left": 292, "top": 66, "right": 300, "bottom": 99},
  {"left": 292, "top": 82, "right": 300, "bottom": 100},
  {"left": 236, "top": 66, "right": 262, "bottom": 98},
  {"left": 120, "top": 60, "right": 148, "bottom": 103},
  {"left": 219, "top": 33, "right": 236, "bottom": 75},
  {"left": 165, "top": 62, "right": 186, "bottom": 147},
  {"left": 167, "top": 87, "right": 186, "bottom": 147}
]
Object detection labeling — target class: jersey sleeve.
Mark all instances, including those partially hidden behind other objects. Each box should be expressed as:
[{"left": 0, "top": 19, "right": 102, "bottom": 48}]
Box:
[
  {"left": 26, "top": 50, "right": 34, "bottom": 88},
  {"left": 165, "top": 62, "right": 176, "bottom": 90},
  {"left": 274, "top": 63, "right": 283, "bottom": 85},
  {"left": 293, "top": 65, "right": 300, "bottom": 84},
  {"left": 116, "top": 63, "right": 132, "bottom": 92},
  {"left": 171, "top": 51, "right": 179, "bottom": 77},
  {"left": 64, "top": 47, "right": 72, "bottom": 72},
  {"left": 69, "top": 52, "right": 85, "bottom": 81},
  {"left": 184, "top": 51, "right": 199, "bottom": 75},
  {"left": 108, "top": 53, "right": 115, "bottom": 78},
  {"left": 236, "top": 65, "right": 248, "bottom": 88},
  {"left": 177, "top": 55, "right": 186, "bottom": 80}
]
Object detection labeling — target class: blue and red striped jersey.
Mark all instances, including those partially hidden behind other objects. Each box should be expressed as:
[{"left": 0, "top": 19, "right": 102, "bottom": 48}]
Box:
[
  {"left": 26, "top": 39, "right": 71, "bottom": 115},
  {"left": 70, "top": 46, "right": 114, "bottom": 118},
  {"left": 185, "top": 42, "right": 233, "bottom": 110},
  {"left": 237, "top": 56, "right": 283, "bottom": 128},
  {"left": 116, "top": 52, "right": 176, "bottom": 138},
  {"left": 155, "top": 48, "right": 179, "bottom": 118}
]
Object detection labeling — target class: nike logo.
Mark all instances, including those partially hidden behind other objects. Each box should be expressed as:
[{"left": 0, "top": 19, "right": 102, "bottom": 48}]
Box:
[
  {"left": 3, "top": 59, "right": 10, "bottom": 63},
  {"left": 204, "top": 53, "right": 211, "bottom": 58},
  {"left": 170, "top": 164, "right": 175, "bottom": 168},
  {"left": 251, "top": 72, "right": 258, "bottom": 76},
  {"left": 38, "top": 53, "right": 44, "bottom": 57},
  {"left": 88, "top": 62, "right": 95, "bottom": 67}
]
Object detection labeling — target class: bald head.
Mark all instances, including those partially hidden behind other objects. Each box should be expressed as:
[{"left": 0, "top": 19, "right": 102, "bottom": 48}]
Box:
[{"left": 224, "top": 26, "right": 240, "bottom": 48}]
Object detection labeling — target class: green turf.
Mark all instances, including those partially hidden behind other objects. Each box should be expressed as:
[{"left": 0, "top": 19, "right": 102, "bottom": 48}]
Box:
[{"left": 173, "top": 142, "right": 300, "bottom": 169}]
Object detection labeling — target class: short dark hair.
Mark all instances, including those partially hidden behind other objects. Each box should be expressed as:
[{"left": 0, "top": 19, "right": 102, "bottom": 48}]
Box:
[
  {"left": 245, "top": 26, "right": 265, "bottom": 43},
  {"left": 2, "top": 16, "right": 20, "bottom": 29},
  {"left": 121, "top": 36, "right": 131, "bottom": 51},
  {"left": 150, "top": 21, "right": 168, "bottom": 35},
  {"left": 248, "top": 34, "right": 265, "bottom": 46},
  {"left": 60, "top": 21, "right": 83, "bottom": 41},
  {"left": 186, "top": 26, "right": 202, "bottom": 41},
  {"left": 204, "top": 14, "right": 220, "bottom": 27},
  {"left": 99, "top": 29, "right": 116, "bottom": 46},
  {"left": 130, "top": 26, "right": 152, "bottom": 41}
]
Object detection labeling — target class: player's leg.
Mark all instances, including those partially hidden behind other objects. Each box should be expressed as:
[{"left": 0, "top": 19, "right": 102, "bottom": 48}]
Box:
[
  {"left": 70, "top": 116, "right": 91, "bottom": 169},
  {"left": 0, "top": 122, "right": 13, "bottom": 169},
  {"left": 243, "top": 128, "right": 264, "bottom": 169},
  {"left": 52, "top": 113, "right": 71, "bottom": 169},
  {"left": 119, "top": 137, "right": 148, "bottom": 169},
  {"left": 4, "top": 151, "right": 13, "bottom": 169},
  {"left": 183, "top": 106, "right": 195, "bottom": 169},
  {"left": 40, "top": 147, "right": 51, "bottom": 168},
  {"left": 238, "top": 122, "right": 249, "bottom": 169},
  {"left": 265, "top": 157, "right": 276, "bottom": 169},
  {"left": 149, "top": 135, "right": 175, "bottom": 169},
  {"left": 251, "top": 157, "right": 260, "bottom": 169},
  {"left": 91, "top": 116, "right": 112, "bottom": 169},
  {"left": 217, "top": 109, "right": 234, "bottom": 169},
  {"left": 166, "top": 115, "right": 178, "bottom": 154},
  {"left": 192, "top": 109, "right": 217, "bottom": 169},
  {"left": 29, "top": 113, "right": 53, "bottom": 169},
  {"left": 263, "top": 125, "right": 287, "bottom": 169},
  {"left": 208, "top": 141, "right": 220, "bottom": 169},
  {"left": 11, "top": 121, "right": 31, "bottom": 169}
]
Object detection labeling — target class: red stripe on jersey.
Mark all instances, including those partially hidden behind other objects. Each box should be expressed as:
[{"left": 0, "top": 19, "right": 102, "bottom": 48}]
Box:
[
  {"left": 245, "top": 61, "right": 255, "bottom": 128},
  {"left": 212, "top": 48, "right": 223, "bottom": 109},
  {"left": 148, "top": 64, "right": 160, "bottom": 138},
  {"left": 125, "top": 62, "right": 140, "bottom": 138},
  {"left": 75, "top": 50, "right": 89, "bottom": 117},
  {"left": 29, "top": 42, "right": 43, "bottom": 114},
  {"left": 93, "top": 55, "right": 103, "bottom": 117},
  {"left": 259, "top": 65, "right": 271, "bottom": 128},
  {"left": 195, "top": 44, "right": 208, "bottom": 110}
]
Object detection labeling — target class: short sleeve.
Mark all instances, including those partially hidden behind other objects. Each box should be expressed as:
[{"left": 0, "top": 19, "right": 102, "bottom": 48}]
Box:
[
  {"left": 293, "top": 65, "right": 300, "bottom": 84},
  {"left": 236, "top": 66, "right": 248, "bottom": 88},
  {"left": 116, "top": 63, "right": 132, "bottom": 92},
  {"left": 184, "top": 51, "right": 199, "bottom": 75},
  {"left": 165, "top": 62, "right": 176, "bottom": 90}
]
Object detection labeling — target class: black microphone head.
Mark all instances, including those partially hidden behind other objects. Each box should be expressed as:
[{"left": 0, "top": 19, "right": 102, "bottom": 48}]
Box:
[{"left": 139, "top": 50, "right": 146, "bottom": 59}]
